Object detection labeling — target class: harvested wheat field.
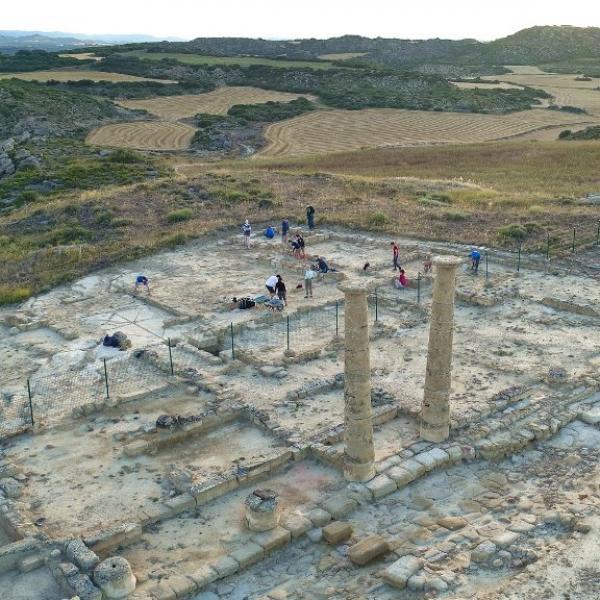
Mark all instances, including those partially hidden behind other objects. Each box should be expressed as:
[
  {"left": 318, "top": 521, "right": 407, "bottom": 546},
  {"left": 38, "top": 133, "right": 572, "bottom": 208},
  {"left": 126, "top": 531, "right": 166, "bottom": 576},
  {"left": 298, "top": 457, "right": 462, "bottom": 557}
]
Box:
[
  {"left": 451, "top": 81, "right": 524, "bottom": 90},
  {"left": 58, "top": 53, "right": 103, "bottom": 61},
  {"left": 259, "top": 107, "right": 590, "bottom": 157},
  {"left": 318, "top": 52, "right": 366, "bottom": 60},
  {"left": 485, "top": 69, "right": 600, "bottom": 116},
  {"left": 0, "top": 69, "right": 172, "bottom": 83},
  {"left": 116, "top": 86, "right": 316, "bottom": 119},
  {"left": 86, "top": 121, "right": 196, "bottom": 150}
]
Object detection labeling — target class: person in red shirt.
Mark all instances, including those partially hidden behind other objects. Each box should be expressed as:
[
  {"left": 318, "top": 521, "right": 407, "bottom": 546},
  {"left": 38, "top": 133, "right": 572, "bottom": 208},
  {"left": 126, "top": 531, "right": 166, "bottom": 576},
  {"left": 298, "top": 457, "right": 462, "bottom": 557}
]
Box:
[
  {"left": 391, "top": 242, "right": 400, "bottom": 271},
  {"left": 395, "top": 269, "right": 409, "bottom": 289}
]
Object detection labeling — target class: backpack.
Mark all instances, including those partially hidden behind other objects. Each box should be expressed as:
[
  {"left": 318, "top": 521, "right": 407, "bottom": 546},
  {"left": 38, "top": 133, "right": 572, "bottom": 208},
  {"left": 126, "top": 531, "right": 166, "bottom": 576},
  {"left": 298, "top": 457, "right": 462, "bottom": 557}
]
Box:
[{"left": 238, "top": 297, "right": 255, "bottom": 309}]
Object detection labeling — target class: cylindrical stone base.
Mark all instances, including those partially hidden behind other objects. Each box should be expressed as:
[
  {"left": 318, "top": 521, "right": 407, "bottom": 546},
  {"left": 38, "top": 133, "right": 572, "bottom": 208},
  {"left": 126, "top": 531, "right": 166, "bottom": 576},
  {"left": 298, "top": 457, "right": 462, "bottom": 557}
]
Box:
[
  {"left": 245, "top": 489, "right": 279, "bottom": 532},
  {"left": 93, "top": 557, "right": 136, "bottom": 599}
]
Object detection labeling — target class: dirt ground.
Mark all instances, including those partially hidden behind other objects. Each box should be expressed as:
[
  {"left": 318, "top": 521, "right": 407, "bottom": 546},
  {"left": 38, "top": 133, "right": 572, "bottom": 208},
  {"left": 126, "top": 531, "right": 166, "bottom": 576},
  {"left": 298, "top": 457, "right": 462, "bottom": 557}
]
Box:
[{"left": 0, "top": 225, "right": 598, "bottom": 600}]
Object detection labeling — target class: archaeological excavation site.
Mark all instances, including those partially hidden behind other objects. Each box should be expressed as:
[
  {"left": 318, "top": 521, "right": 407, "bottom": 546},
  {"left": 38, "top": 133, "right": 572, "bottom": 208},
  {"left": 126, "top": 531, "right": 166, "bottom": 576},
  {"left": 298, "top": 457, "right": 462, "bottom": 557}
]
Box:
[{"left": 0, "top": 227, "right": 599, "bottom": 600}]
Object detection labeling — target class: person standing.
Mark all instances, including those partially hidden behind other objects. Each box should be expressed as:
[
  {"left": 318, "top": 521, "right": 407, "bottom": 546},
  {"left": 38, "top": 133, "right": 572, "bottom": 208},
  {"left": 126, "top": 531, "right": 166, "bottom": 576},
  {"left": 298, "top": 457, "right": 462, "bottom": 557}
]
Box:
[
  {"left": 391, "top": 242, "right": 401, "bottom": 271},
  {"left": 304, "top": 266, "right": 316, "bottom": 298},
  {"left": 296, "top": 233, "right": 306, "bottom": 259},
  {"left": 470, "top": 248, "right": 481, "bottom": 273},
  {"left": 242, "top": 220, "right": 252, "bottom": 248},
  {"left": 306, "top": 205, "right": 315, "bottom": 230},
  {"left": 275, "top": 275, "right": 287, "bottom": 306},
  {"left": 281, "top": 218, "right": 290, "bottom": 245}
]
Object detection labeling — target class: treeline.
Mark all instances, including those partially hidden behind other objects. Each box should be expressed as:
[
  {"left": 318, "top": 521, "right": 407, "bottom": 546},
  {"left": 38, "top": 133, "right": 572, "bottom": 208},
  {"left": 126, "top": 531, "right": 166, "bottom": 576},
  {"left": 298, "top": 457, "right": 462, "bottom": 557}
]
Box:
[
  {"left": 96, "top": 55, "right": 550, "bottom": 114},
  {"left": 559, "top": 126, "right": 600, "bottom": 140},
  {"left": 227, "top": 97, "right": 315, "bottom": 121},
  {"left": 0, "top": 49, "right": 89, "bottom": 72}
]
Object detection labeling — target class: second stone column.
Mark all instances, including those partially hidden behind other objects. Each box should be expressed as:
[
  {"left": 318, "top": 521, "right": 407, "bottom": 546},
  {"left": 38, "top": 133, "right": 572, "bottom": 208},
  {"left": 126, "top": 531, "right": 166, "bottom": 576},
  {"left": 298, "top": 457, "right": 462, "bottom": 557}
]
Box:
[{"left": 340, "top": 282, "right": 375, "bottom": 482}]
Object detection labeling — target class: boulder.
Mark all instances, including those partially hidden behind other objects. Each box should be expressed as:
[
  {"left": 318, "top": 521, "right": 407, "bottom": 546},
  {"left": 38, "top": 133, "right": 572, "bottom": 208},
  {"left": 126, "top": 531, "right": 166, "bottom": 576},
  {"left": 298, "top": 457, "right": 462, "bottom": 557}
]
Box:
[
  {"left": 348, "top": 535, "right": 390, "bottom": 565},
  {"left": 382, "top": 555, "right": 424, "bottom": 589}
]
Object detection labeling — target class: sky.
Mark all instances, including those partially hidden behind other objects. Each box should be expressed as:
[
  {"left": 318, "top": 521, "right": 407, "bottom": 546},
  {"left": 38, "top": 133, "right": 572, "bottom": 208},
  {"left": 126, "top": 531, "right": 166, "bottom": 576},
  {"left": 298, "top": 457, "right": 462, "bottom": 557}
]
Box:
[{"left": 4, "top": 0, "right": 600, "bottom": 41}]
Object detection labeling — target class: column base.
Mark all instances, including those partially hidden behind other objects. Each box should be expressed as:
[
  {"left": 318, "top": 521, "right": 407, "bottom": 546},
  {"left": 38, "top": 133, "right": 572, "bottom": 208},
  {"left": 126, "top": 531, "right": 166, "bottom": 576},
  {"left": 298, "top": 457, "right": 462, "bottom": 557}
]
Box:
[
  {"left": 343, "top": 458, "right": 375, "bottom": 482},
  {"left": 420, "top": 422, "right": 449, "bottom": 443}
]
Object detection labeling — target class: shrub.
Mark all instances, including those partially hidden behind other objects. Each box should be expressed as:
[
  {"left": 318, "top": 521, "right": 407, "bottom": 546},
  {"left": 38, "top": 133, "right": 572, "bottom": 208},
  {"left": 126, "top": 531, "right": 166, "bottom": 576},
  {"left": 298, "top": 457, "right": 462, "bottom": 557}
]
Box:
[
  {"left": 444, "top": 210, "right": 469, "bottom": 221},
  {"left": 107, "top": 149, "right": 144, "bottom": 163},
  {"left": 15, "top": 190, "right": 38, "bottom": 206},
  {"left": 497, "top": 223, "right": 528, "bottom": 242},
  {"left": 160, "top": 232, "right": 187, "bottom": 248},
  {"left": 47, "top": 225, "right": 92, "bottom": 245},
  {"left": 167, "top": 208, "right": 194, "bottom": 223},
  {"left": 111, "top": 217, "right": 133, "bottom": 227},
  {"left": 0, "top": 284, "right": 32, "bottom": 305},
  {"left": 368, "top": 212, "right": 390, "bottom": 226}
]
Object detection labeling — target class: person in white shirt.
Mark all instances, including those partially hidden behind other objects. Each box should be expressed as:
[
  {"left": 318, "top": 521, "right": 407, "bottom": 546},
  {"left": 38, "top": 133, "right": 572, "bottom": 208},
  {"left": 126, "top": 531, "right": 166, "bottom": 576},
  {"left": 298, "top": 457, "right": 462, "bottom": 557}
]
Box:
[
  {"left": 304, "top": 267, "right": 316, "bottom": 298},
  {"left": 265, "top": 274, "right": 279, "bottom": 297}
]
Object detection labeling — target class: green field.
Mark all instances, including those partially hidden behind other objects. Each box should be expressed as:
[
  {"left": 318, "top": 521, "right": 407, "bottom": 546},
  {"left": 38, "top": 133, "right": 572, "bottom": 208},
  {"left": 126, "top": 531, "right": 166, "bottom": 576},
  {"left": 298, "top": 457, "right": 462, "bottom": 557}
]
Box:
[{"left": 121, "top": 50, "right": 337, "bottom": 70}]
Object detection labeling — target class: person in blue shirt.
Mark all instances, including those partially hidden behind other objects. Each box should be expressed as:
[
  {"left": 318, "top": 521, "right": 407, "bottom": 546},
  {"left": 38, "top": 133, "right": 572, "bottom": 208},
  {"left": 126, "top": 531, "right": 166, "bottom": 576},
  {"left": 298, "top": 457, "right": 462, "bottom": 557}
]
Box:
[
  {"left": 264, "top": 225, "right": 276, "bottom": 239},
  {"left": 134, "top": 275, "right": 150, "bottom": 295},
  {"left": 281, "top": 218, "right": 290, "bottom": 245},
  {"left": 470, "top": 248, "right": 481, "bottom": 273}
]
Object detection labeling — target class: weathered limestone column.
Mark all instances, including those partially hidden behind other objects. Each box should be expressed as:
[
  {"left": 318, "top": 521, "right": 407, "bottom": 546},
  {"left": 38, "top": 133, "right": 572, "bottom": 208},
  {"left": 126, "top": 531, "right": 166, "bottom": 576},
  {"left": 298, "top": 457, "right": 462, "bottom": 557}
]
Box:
[
  {"left": 339, "top": 282, "right": 375, "bottom": 482},
  {"left": 93, "top": 557, "right": 136, "bottom": 599},
  {"left": 421, "top": 255, "right": 463, "bottom": 442}
]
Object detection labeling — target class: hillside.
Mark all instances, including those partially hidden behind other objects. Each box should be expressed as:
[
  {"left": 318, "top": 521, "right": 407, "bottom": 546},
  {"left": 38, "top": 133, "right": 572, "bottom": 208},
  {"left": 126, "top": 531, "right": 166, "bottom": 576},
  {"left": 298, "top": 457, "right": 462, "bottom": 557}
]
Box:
[{"left": 110, "top": 26, "right": 600, "bottom": 71}]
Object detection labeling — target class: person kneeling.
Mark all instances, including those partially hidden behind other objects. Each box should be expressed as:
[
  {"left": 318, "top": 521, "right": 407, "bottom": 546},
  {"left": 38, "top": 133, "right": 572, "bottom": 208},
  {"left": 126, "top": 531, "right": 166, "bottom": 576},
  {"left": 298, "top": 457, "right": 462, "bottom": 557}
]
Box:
[{"left": 394, "top": 269, "right": 409, "bottom": 289}]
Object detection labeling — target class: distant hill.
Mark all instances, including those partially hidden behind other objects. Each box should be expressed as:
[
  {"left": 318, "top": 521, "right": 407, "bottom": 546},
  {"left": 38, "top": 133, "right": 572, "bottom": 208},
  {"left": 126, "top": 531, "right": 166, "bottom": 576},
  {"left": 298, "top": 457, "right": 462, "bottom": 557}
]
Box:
[{"left": 123, "top": 26, "right": 600, "bottom": 70}]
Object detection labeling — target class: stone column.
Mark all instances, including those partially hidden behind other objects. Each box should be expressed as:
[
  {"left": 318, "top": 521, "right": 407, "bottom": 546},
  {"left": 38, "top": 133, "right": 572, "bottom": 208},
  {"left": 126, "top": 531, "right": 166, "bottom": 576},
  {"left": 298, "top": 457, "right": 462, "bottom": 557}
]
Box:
[
  {"left": 339, "top": 282, "right": 375, "bottom": 482},
  {"left": 421, "top": 255, "right": 463, "bottom": 442}
]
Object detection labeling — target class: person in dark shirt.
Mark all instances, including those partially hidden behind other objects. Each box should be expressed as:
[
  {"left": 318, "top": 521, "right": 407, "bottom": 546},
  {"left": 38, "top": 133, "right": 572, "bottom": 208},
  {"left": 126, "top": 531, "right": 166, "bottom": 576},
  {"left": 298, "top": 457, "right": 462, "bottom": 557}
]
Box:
[{"left": 275, "top": 275, "right": 287, "bottom": 306}]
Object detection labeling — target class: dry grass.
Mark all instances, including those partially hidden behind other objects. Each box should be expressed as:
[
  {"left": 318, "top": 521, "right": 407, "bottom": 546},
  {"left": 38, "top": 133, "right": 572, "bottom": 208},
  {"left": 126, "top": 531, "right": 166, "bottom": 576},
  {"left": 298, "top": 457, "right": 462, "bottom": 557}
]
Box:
[
  {"left": 116, "top": 86, "right": 316, "bottom": 120},
  {"left": 248, "top": 140, "right": 600, "bottom": 199},
  {"left": 86, "top": 121, "right": 196, "bottom": 151},
  {"left": 58, "top": 53, "right": 102, "bottom": 61},
  {"left": 258, "top": 108, "right": 590, "bottom": 157},
  {"left": 318, "top": 52, "right": 366, "bottom": 60},
  {"left": 0, "top": 70, "right": 172, "bottom": 83},
  {"left": 451, "top": 81, "right": 523, "bottom": 90}
]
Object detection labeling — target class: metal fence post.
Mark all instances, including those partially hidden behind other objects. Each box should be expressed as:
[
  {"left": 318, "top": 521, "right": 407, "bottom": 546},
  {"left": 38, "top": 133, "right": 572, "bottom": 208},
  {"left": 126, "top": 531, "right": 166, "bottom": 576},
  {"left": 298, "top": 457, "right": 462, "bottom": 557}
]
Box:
[
  {"left": 485, "top": 252, "right": 489, "bottom": 280},
  {"left": 168, "top": 337, "right": 174, "bottom": 376},
  {"left": 374, "top": 288, "right": 379, "bottom": 322},
  {"left": 27, "top": 378, "right": 34, "bottom": 427},
  {"left": 103, "top": 358, "right": 110, "bottom": 399},
  {"left": 546, "top": 232, "right": 550, "bottom": 260},
  {"left": 597, "top": 220, "right": 600, "bottom": 246},
  {"left": 517, "top": 243, "right": 522, "bottom": 272},
  {"left": 286, "top": 315, "right": 290, "bottom": 351},
  {"left": 572, "top": 227, "right": 576, "bottom": 253},
  {"left": 416, "top": 273, "right": 421, "bottom": 304},
  {"left": 230, "top": 322, "right": 235, "bottom": 360},
  {"left": 335, "top": 301, "right": 339, "bottom": 337}
]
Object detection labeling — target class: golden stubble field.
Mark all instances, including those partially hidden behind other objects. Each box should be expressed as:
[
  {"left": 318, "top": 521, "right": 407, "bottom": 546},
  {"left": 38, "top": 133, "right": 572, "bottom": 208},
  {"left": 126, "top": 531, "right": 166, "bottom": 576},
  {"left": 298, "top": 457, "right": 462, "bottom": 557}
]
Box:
[
  {"left": 258, "top": 107, "right": 592, "bottom": 157},
  {"left": 0, "top": 70, "right": 172, "bottom": 83},
  {"left": 86, "top": 121, "right": 196, "bottom": 151},
  {"left": 116, "top": 86, "right": 316, "bottom": 119}
]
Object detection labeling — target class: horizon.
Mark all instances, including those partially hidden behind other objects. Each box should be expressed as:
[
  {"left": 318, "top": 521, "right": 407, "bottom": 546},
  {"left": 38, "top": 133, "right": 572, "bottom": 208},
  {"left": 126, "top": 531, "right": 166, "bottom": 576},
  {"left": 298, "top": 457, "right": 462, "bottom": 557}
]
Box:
[{"left": 3, "top": 0, "right": 600, "bottom": 43}]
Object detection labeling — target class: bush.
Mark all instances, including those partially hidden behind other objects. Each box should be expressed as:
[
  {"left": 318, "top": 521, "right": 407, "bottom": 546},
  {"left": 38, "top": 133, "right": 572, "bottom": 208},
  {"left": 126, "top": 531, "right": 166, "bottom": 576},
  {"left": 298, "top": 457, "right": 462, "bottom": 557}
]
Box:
[
  {"left": 368, "top": 212, "right": 390, "bottom": 226},
  {"left": 444, "top": 210, "right": 469, "bottom": 221},
  {"left": 15, "top": 190, "right": 38, "bottom": 206},
  {"left": 107, "top": 149, "right": 144, "bottom": 164},
  {"left": 0, "top": 284, "right": 32, "bottom": 305},
  {"left": 160, "top": 232, "right": 187, "bottom": 248},
  {"left": 167, "top": 208, "right": 194, "bottom": 223},
  {"left": 47, "top": 224, "right": 92, "bottom": 245},
  {"left": 497, "top": 223, "right": 528, "bottom": 242}
]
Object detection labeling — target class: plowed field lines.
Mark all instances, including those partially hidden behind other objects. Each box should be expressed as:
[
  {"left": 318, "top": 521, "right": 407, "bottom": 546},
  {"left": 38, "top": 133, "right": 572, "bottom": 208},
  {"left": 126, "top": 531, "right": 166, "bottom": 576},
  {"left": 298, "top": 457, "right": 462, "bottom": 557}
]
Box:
[
  {"left": 86, "top": 121, "right": 196, "bottom": 151},
  {"left": 0, "top": 70, "right": 172, "bottom": 83}
]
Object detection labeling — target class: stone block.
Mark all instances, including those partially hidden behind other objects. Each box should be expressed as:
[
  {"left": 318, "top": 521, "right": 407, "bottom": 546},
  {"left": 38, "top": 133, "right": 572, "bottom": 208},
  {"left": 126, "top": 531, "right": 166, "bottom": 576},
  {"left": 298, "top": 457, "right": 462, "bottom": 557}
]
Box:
[
  {"left": 84, "top": 522, "right": 142, "bottom": 553},
  {"left": 164, "top": 493, "right": 196, "bottom": 515},
  {"left": 437, "top": 516, "right": 467, "bottom": 531},
  {"left": 165, "top": 574, "right": 196, "bottom": 598},
  {"left": 348, "top": 535, "right": 390, "bottom": 566},
  {"left": 322, "top": 522, "right": 353, "bottom": 545},
  {"left": 188, "top": 564, "right": 219, "bottom": 588},
  {"left": 18, "top": 554, "right": 44, "bottom": 573},
  {"left": 230, "top": 542, "right": 264, "bottom": 568},
  {"left": 123, "top": 440, "right": 149, "bottom": 457},
  {"left": 386, "top": 466, "right": 415, "bottom": 487},
  {"left": 211, "top": 555, "right": 239, "bottom": 578},
  {"left": 322, "top": 494, "right": 357, "bottom": 519},
  {"left": 192, "top": 478, "right": 239, "bottom": 505},
  {"left": 66, "top": 539, "right": 100, "bottom": 571},
  {"left": 308, "top": 508, "right": 331, "bottom": 527},
  {"left": 150, "top": 583, "right": 176, "bottom": 600},
  {"left": 382, "top": 555, "right": 423, "bottom": 589},
  {"left": 138, "top": 503, "right": 173, "bottom": 526},
  {"left": 413, "top": 448, "right": 449, "bottom": 472},
  {"left": 472, "top": 541, "right": 497, "bottom": 563},
  {"left": 281, "top": 514, "right": 312, "bottom": 539},
  {"left": 67, "top": 573, "right": 102, "bottom": 600},
  {"left": 399, "top": 459, "right": 427, "bottom": 480},
  {"left": 365, "top": 474, "right": 397, "bottom": 499},
  {"left": 252, "top": 527, "right": 291, "bottom": 552},
  {"left": 492, "top": 531, "right": 520, "bottom": 548}
]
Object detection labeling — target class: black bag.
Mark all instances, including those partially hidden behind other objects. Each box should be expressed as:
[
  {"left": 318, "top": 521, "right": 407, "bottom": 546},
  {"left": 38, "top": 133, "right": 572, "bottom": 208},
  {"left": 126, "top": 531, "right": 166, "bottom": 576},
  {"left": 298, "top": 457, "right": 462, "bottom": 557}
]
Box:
[{"left": 239, "top": 297, "right": 255, "bottom": 309}]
